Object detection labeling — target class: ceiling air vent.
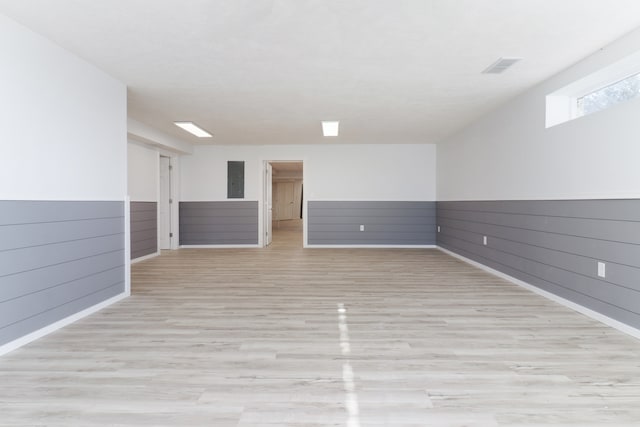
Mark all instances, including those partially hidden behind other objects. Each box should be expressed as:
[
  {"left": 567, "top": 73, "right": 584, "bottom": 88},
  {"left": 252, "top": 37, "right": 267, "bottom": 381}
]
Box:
[{"left": 482, "top": 57, "right": 522, "bottom": 74}]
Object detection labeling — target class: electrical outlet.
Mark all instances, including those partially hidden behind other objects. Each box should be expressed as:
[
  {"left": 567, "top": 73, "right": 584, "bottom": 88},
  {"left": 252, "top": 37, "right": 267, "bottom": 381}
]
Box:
[
  {"left": 597, "top": 261, "right": 606, "bottom": 278},
  {"left": 359, "top": 225, "right": 364, "bottom": 232},
  {"left": 437, "top": 226, "right": 441, "bottom": 232},
  {"left": 483, "top": 236, "right": 488, "bottom": 246}
]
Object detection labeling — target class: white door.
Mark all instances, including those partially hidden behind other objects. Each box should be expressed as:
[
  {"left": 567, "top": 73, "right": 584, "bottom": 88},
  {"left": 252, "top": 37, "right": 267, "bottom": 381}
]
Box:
[
  {"left": 264, "top": 162, "right": 273, "bottom": 246},
  {"left": 159, "top": 156, "right": 172, "bottom": 249}
]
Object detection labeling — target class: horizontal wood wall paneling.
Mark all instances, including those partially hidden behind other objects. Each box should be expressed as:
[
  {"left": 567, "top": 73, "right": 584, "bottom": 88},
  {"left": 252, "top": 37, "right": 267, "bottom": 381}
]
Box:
[
  {"left": 0, "top": 234, "right": 124, "bottom": 277},
  {"left": 130, "top": 209, "right": 156, "bottom": 222},
  {"left": 180, "top": 210, "right": 257, "bottom": 218},
  {"left": 309, "top": 208, "right": 436, "bottom": 218},
  {"left": 438, "top": 217, "right": 640, "bottom": 267},
  {"left": 311, "top": 238, "right": 434, "bottom": 245},
  {"left": 437, "top": 200, "right": 640, "bottom": 329},
  {"left": 309, "top": 216, "right": 433, "bottom": 225},
  {"left": 310, "top": 201, "right": 436, "bottom": 210},
  {"left": 179, "top": 217, "right": 257, "bottom": 226},
  {"left": 131, "top": 229, "right": 156, "bottom": 242},
  {"left": 131, "top": 242, "right": 157, "bottom": 260},
  {"left": 180, "top": 201, "right": 256, "bottom": 210},
  {"left": 309, "top": 224, "right": 434, "bottom": 233},
  {"left": 488, "top": 233, "right": 640, "bottom": 291},
  {"left": 0, "top": 267, "right": 125, "bottom": 326},
  {"left": 311, "top": 231, "right": 435, "bottom": 240},
  {"left": 180, "top": 224, "right": 259, "bottom": 233},
  {"left": 439, "top": 236, "right": 640, "bottom": 328},
  {"left": 180, "top": 232, "right": 258, "bottom": 240},
  {"left": 0, "top": 218, "right": 124, "bottom": 252},
  {"left": 438, "top": 199, "right": 640, "bottom": 221},
  {"left": 130, "top": 221, "right": 156, "bottom": 233},
  {"left": 1, "top": 251, "right": 124, "bottom": 303},
  {"left": 308, "top": 201, "right": 436, "bottom": 245},
  {"left": 179, "top": 201, "right": 259, "bottom": 245},
  {"left": 0, "top": 201, "right": 125, "bottom": 346},
  {"left": 130, "top": 202, "right": 155, "bottom": 212},
  {"left": 179, "top": 238, "right": 258, "bottom": 245},
  {"left": 445, "top": 234, "right": 639, "bottom": 312},
  {"left": 438, "top": 207, "right": 640, "bottom": 245},
  {"left": 0, "top": 201, "right": 123, "bottom": 224},
  {"left": 130, "top": 202, "right": 157, "bottom": 260},
  {"left": 0, "top": 285, "right": 123, "bottom": 345}
]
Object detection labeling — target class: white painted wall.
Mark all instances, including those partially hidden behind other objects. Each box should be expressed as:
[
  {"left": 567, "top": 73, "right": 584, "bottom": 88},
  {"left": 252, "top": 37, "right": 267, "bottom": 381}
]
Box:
[
  {"left": 181, "top": 144, "right": 436, "bottom": 201},
  {"left": 437, "top": 27, "right": 640, "bottom": 201},
  {"left": 128, "top": 142, "right": 158, "bottom": 201},
  {"left": 0, "top": 14, "right": 126, "bottom": 201}
]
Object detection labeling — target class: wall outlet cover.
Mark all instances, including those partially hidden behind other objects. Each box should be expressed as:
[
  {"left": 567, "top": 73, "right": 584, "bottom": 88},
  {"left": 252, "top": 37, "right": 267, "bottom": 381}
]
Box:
[{"left": 597, "top": 261, "right": 606, "bottom": 278}]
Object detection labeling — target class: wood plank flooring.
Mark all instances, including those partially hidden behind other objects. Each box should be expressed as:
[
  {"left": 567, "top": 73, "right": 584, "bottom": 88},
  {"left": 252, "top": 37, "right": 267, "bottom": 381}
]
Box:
[{"left": 2, "top": 225, "right": 640, "bottom": 426}]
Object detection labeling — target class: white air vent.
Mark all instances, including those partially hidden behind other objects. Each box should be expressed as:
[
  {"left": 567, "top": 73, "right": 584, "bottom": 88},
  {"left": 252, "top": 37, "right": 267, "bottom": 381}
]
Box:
[{"left": 482, "top": 57, "right": 522, "bottom": 74}]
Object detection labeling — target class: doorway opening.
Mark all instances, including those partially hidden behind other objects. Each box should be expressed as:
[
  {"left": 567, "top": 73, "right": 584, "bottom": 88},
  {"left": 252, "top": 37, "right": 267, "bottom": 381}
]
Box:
[{"left": 264, "top": 161, "right": 304, "bottom": 248}]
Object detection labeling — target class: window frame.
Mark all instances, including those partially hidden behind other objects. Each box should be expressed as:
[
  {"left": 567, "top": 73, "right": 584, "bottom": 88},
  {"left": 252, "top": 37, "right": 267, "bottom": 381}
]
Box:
[{"left": 545, "top": 50, "right": 640, "bottom": 128}]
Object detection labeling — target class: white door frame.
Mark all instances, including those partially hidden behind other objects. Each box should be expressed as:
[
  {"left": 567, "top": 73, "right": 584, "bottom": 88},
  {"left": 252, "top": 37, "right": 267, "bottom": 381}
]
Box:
[
  {"left": 260, "top": 160, "right": 306, "bottom": 248},
  {"left": 168, "top": 156, "right": 180, "bottom": 249},
  {"left": 263, "top": 161, "right": 273, "bottom": 247},
  {"left": 158, "top": 154, "right": 181, "bottom": 250}
]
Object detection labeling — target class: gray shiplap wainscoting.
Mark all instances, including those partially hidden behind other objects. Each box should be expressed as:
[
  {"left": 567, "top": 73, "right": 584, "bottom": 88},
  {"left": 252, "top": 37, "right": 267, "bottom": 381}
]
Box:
[
  {"left": 179, "top": 201, "right": 259, "bottom": 245},
  {"left": 437, "top": 199, "right": 640, "bottom": 329},
  {"left": 0, "top": 200, "right": 126, "bottom": 346},
  {"left": 130, "top": 201, "right": 157, "bottom": 259},
  {"left": 308, "top": 201, "right": 436, "bottom": 245}
]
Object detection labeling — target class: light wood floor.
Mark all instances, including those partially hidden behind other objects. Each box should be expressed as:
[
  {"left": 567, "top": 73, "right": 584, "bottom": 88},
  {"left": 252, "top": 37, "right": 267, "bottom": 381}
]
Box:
[{"left": 2, "top": 227, "right": 640, "bottom": 426}]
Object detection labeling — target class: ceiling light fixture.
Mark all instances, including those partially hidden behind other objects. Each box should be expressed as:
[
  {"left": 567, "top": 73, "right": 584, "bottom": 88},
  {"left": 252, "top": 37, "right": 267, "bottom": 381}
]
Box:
[
  {"left": 482, "top": 57, "right": 522, "bottom": 74},
  {"left": 174, "top": 121, "right": 213, "bottom": 138},
  {"left": 322, "top": 121, "right": 339, "bottom": 137}
]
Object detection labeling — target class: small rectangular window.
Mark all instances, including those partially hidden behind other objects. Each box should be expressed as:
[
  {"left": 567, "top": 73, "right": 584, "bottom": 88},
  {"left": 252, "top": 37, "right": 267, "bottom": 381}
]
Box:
[
  {"left": 545, "top": 49, "right": 640, "bottom": 128},
  {"left": 576, "top": 72, "right": 640, "bottom": 117}
]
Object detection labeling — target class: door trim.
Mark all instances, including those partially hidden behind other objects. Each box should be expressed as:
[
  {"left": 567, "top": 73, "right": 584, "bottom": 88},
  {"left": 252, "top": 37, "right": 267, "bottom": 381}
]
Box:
[{"left": 261, "top": 160, "right": 305, "bottom": 247}]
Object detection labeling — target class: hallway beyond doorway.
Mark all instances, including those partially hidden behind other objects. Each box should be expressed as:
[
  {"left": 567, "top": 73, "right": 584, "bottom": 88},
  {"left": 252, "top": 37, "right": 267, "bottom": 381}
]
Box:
[{"left": 270, "top": 218, "right": 303, "bottom": 249}]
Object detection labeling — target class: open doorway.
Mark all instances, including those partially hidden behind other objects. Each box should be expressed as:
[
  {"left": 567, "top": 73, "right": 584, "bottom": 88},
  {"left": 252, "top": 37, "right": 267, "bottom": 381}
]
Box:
[{"left": 264, "top": 161, "right": 304, "bottom": 248}]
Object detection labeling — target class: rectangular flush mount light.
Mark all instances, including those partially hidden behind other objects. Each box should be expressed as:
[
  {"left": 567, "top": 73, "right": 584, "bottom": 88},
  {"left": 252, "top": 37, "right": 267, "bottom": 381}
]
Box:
[
  {"left": 322, "top": 121, "right": 339, "bottom": 137},
  {"left": 174, "top": 121, "right": 213, "bottom": 138}
]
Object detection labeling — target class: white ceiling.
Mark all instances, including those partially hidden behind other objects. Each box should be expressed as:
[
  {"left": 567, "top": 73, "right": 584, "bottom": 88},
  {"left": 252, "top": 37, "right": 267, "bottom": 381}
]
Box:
[{"left": 2, "top": 1, "right": 640, "bottom": 146}]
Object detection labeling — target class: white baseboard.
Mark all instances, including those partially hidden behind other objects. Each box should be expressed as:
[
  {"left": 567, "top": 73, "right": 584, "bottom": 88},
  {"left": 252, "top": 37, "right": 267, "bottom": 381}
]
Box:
[
  {"left": 131, "top": 251, "right": 160, "bottom": 263},
  {"left": 437, "top": 246, "right": 640, "bottom": 340},
  {"left": 305, "top": 244, "right": 437, "bottom": 249},
  {"left": 0, "top": 293, "right": 128, "bottom": 357},
  {"left": 180, "top": 244, "right": 260, "bottom": 249}
]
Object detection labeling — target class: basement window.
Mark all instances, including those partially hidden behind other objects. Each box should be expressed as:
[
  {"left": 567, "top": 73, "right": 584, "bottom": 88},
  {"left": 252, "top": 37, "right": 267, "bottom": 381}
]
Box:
[
  {"left": 576, "top": 72, "right": 640, "bottom": 117},
  {"left": 546, "top": 50, "right": 640, "bottom": 128}
]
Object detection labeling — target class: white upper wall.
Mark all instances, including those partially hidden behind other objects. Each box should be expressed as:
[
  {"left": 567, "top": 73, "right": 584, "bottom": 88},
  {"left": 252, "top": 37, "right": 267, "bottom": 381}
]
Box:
[
  {"left": 181, "top": 144, "right": 436, "bottom": 201},
  {"left": 0, "top": 14, "right": 126, "bottom": 201},
  {"left": 128, "top": 142, "right": 158, "bottom": 201},
  {"left": 437, "top": 27, "right": 640, "bottom": 201}
]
